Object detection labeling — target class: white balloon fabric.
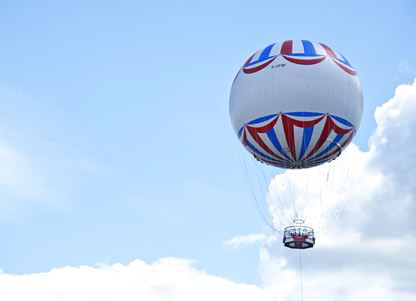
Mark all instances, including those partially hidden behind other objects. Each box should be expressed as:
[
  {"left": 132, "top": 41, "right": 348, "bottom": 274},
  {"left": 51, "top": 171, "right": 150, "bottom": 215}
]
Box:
[{"left": 230, "top": 40, "right": 363, "bottom": 169}]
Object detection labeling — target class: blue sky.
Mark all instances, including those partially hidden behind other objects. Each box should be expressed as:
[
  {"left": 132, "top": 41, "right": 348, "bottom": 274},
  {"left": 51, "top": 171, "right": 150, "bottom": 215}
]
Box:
[{"left": 1, "top": 1, "right": 416, "bottom": 300}]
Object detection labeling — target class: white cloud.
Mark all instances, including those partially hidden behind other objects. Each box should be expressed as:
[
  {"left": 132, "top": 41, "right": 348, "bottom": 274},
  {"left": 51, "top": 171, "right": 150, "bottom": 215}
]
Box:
[
  {"left": 224, "top": 233, "right": 267, "bottom": 248},
  {"left": 0, "top": 141, "right": 57, "bottom": 222},
  {"left": 258, "top": 79, "right": 416, "bottom": 300},
  {"left": 0, "top": 258, "right": 271, "bottom": 301}
]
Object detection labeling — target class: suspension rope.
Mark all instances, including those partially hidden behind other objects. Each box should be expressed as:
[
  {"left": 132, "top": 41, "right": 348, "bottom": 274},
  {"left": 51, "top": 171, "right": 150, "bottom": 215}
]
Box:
[
  {"left": 299, "top": 250, "right": 304, "bottom": 301},
  {"left": 237, "top": 143, "right": 282, "bottom": 233}
]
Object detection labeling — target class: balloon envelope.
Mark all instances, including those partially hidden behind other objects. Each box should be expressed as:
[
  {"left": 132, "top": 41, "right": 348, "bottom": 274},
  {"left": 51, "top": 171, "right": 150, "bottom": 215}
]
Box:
[{"left": 230, "top": 40, "right": 363, "bottom": 169}]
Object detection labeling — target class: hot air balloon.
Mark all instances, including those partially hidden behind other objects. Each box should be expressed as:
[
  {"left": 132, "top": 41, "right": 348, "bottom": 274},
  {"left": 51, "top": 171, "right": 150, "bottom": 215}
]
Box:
[{"left": 230, "top": 40, "right": 363, "bottom": 249}]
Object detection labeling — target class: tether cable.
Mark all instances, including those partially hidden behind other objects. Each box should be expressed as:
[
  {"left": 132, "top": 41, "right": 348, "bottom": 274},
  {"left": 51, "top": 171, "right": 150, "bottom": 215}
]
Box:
[{"left": 299, "top": 250, "right": 304, "bottom": 301}]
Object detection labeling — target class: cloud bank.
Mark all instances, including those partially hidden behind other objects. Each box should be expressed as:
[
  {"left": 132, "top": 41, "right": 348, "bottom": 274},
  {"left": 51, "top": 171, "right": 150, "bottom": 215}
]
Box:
[
  {"left": 0, "top": 258, "right": 269, "bottom": 301},
  {"left": 261, "top": 78, "right": 416, "bottom": 300}
]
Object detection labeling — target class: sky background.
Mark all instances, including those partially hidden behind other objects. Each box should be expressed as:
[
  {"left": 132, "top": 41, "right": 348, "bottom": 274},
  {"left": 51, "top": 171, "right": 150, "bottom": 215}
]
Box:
[{"left": 0, "top": 1, "right": 416, "bottom": 300}]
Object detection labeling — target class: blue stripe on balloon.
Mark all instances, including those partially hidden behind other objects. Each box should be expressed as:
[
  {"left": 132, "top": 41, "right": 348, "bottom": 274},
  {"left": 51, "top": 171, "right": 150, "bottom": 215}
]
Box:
[
  {"left": 247, "top": 114, "right": 278, "bottom": 125},
  {"left": 299, "top": 126, "right": 314, "bottom": 160},
  {"left": 285, "top": 112, "right": 324, "bottom": 117},
  {"left": 258, "top": 43, "right": 276, "bottom": 61},
  {"left": 246, "top": 43, "right": 276, "bottom": 66},
  {"left": 266, "top": 129, "right": 292, "bottom": 161},
  {"left": 283, "top": 53, "right": 324, "bottom": 57},
  {"left": 314, "top": 134, "right": 343, "bottom": 159},
  {"left": 301, "top": 40, "right": 316, "bottom": 56},
  {"left": 246, "top": 141, "right": 286, "bottom": 163},
  {"left": 330, "top": 115, "right": 354, "bottom": 127},
  {"left": 238, "top": 127, "right": 244, "bottom": 138},
  {"left": 338, "top": 54, "right": 353, "bottom": 67}
]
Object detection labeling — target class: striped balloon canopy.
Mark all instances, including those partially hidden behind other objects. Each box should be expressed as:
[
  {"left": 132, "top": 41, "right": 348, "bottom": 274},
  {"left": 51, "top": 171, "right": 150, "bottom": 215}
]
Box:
[{"left": 230, "top": 40, "right": 363, "bottom": 169}]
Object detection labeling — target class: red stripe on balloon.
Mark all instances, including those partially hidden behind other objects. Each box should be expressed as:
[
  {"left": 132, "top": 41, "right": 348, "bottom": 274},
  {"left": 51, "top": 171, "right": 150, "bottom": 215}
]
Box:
[
  {"left": 339, "top": 131, "right": 354, "bottom": 147},
  {"left": 246, "top": 116, "right": 279, "bottom": 133},
  {"left": 281, "top": 114, "right": 325, "bottom": 161},
  {"left": 304, "top": 116, "right": 333, "bottom": 160},
  {"left": 282, "top": 55, "right": 326, "bottom": 65},
  {"left": 243, "top": 53, "right": 255, "bottom": 67},
  {"left": 308, "top": 131, "right": 354, "bottom": 163},
  {"left": 304, "top": 116, "right": 353, "bottom": 160},
  {"left": 246, "top": 116, "right": 286, "bottom": 160},
  {"left": 281, "top": 114, "right": 296, "bottom": 160},
  {"left": 243, "top": 57, "right": 277, "bottom": 74},
  {"left": 331, "top": 59, "right": 357, "bottom": 76},
  {"left": 319, "top": 43, "right": 336, "bottom": 57},
  {"left": 280, "top": 40, "right": 293, "bottom": 54},
  {"left": 288, "top": 115, "right": 325, "bottom": 128}
]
